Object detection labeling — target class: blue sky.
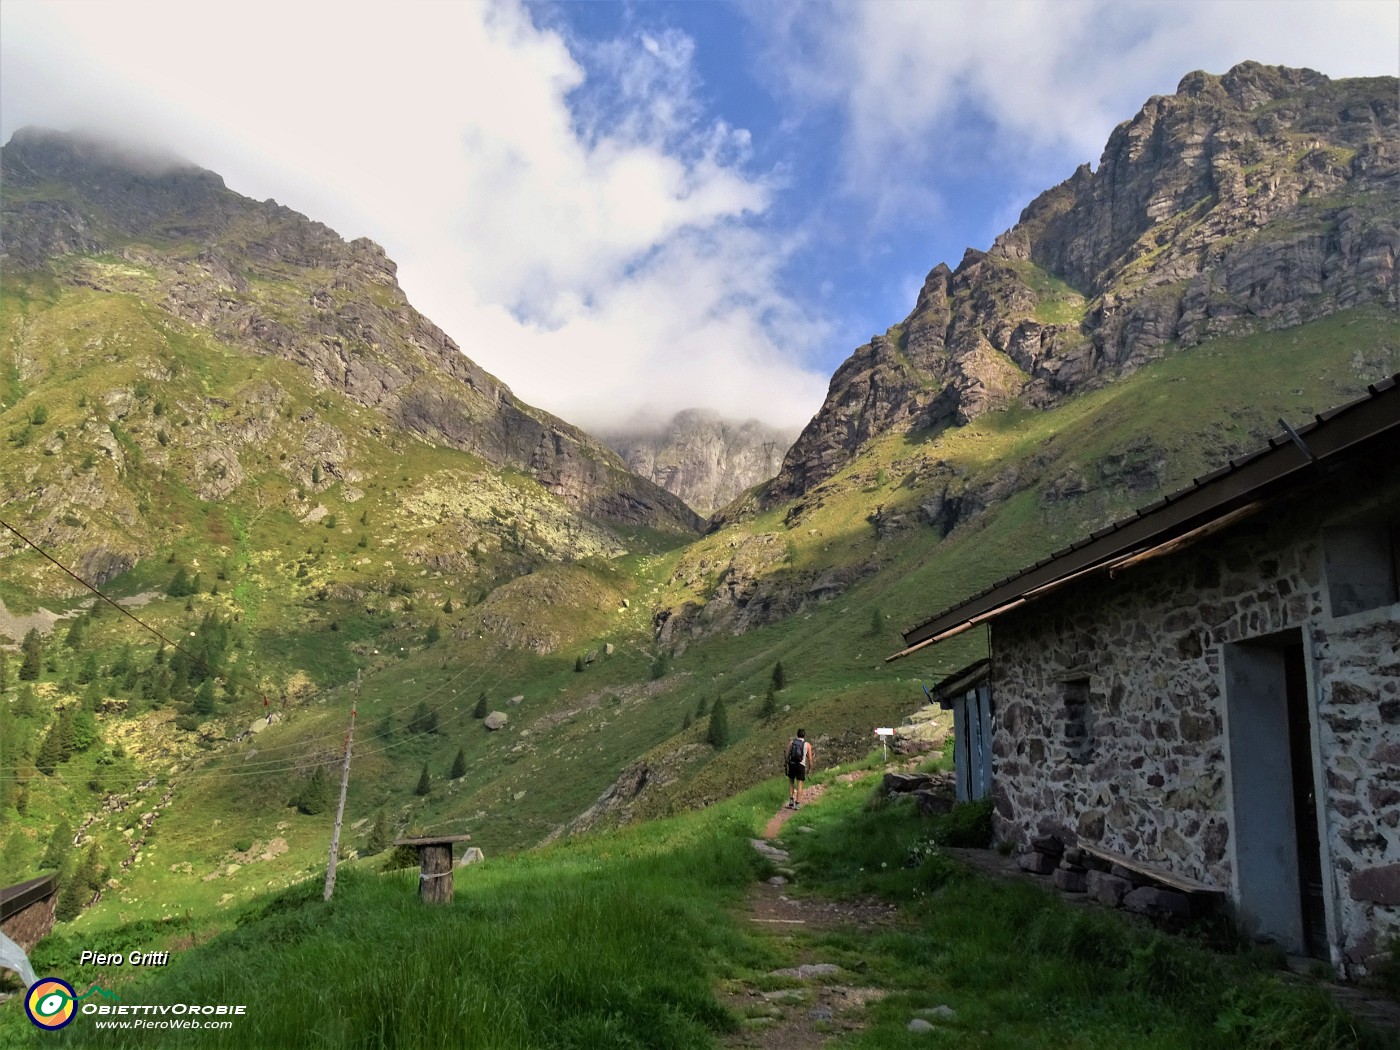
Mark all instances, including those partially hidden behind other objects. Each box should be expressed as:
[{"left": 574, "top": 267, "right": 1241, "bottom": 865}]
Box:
[{"left": 2, "top": 1, "right": 1397, "bottom": 433}]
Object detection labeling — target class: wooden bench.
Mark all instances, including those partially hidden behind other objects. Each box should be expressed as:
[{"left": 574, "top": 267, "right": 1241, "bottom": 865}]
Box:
[
  {"left": 1079, "top": 843, "right": 1225, "bottom": 897},
  {"left": 393, "top": 834, "right": 474, "bottom": 904}
]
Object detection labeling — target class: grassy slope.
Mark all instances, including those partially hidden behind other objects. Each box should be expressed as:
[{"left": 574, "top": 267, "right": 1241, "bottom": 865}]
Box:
[
  {"left": 1, "top": 761, "right": 1388, "bottom": 1048},
  {"left": 1, "top": 268, "right": 1397, "bottom": 942}
]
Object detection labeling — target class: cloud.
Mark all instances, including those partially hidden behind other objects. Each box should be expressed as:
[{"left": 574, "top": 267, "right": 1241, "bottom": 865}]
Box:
[
  {"left": 752, "top": 0, "right": 1400, "bottom": 194},
  {"left": 0, "top": 0, "right": 829, "bottom": 431}
]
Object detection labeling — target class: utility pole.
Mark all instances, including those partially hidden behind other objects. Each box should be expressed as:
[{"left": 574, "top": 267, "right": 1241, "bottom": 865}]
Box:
[{"left": 323, "top": 671, "right": 359, "bottom": 901}]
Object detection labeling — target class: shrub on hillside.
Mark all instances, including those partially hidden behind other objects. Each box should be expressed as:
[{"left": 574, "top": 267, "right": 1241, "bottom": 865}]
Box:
[
  {"left": 295, "top": 767, "right": 331, "bottom": 815},
  {"left": 931, "top": 798, "right": 994, "bottom": 848}
]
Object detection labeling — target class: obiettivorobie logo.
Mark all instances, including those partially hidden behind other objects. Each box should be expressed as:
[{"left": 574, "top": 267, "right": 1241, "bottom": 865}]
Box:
[{"left": 25, "top": 977, "right": 120, "bottom": 1030}]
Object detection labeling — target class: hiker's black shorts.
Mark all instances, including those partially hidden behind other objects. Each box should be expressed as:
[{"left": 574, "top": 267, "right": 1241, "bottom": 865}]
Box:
[{"left": 787, "top": 762, "right": 805, "bottom": 781}]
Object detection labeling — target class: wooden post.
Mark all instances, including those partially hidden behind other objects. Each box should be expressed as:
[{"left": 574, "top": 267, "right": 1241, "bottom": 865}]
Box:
[
  {"left": 418, "top": 843, "right": 453, "bottom": 904},
  {"left": 391, "top": 834, "right": 473, "bottom": 905},
  {"left": 323, "top": 672, "right": 359, "bottom": 902}
]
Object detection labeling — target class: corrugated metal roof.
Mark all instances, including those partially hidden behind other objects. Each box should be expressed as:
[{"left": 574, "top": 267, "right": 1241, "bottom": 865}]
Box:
[{"left": 896, "top": 374, "right": 1400, "bottom": 654}]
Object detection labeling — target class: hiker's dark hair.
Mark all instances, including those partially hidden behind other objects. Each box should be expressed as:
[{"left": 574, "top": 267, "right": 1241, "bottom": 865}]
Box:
[{"left": 796, "top": 728, "right": 805, "bottom": 738}]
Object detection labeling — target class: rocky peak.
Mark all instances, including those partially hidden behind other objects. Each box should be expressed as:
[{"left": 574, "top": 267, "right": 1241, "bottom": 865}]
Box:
[
  {"left": 600, "top": 409, "right": 798, "bottom": 519},
  {"left": 768, "top": 64, "right": 1398, "bottom": 504}
]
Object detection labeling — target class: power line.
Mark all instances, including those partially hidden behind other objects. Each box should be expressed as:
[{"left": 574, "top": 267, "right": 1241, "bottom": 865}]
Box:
[
  {"left": 1, "top": 516, "right": 222, "bottom": 677},
  {"left": 0, "top": 514, "right": 510, "bottom": 784}
]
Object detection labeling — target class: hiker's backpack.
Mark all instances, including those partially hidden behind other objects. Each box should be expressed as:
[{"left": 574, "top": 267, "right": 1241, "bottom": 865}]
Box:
[{"left": 787, "top": 738, "right": 806, "bottom": 768}]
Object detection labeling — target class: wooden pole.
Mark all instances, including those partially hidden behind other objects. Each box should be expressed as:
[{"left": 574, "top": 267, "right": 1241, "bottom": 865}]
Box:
[
  {"left": 323, "top": 671, "right": 359, "bottom": 901},
  {"left": 418, "top": 843, "right": 454, "bottom": 904}
]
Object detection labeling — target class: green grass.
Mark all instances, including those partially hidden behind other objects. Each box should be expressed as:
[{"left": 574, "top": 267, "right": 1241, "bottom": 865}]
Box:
[
  {"left": 5, "top": 791, "right": 770, "bottom": 1048},
  {"left": 3, "top": 266, "right": 1399, "bottom": 1017},
  {"left": 3, "top": 767, "right": 1387, "bottom": 1048},
  {"left": 763, "top": 769, "right": 1391, "bottom": 1050}
]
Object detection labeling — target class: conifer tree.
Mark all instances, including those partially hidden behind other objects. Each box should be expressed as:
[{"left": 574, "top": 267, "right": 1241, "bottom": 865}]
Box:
[
  {"left": 442, "top": 598, "right": 454, "bottom": 614},
  {"left": 425, "top": 621, "right": 441, "bottom": 645},
  {"left": 415, "top": 764, "right": 431, "bottom": 796},
  {"left": 0, "top": 651, "right": 9, "bottom": 695},
  {"left": 40, "top": 821, "right": 72, "bottom": 871},
  {"left": 695, "top": 696, "right": 707, "bottom": 717},
  {"left": 194, "top": 678, "right": 217, "bottom": 717},
  {"left": 473, "top": 693, "right": 488, "bottom": 719},
  {"left": 55, "top": 866, "right": 87, "bottom": 922},
  {"left": 15, "top": 685, "right": 36, "bottom": 718},
  {"left": 56, "top": 845, "right": 103, "bottom": 921},
  {"left": 760, "top": 685, "right": 777, "bottom": 720},
  {"left": 19, "top": 628, "right": 42, "bottom": 681},
  {"left": 36, "top": 712, "right": 73, "bottom": 775},
  {"left": 77, "top": 652, "right": 99, "bottom": 685},
  {"left": 167, "top": 567, "right": 191, "bottom": 597},
  {"left": 296, "top": 766, "right": 331, "bottom": 815},
  {"left": 450, "top": 748, "right": 467, "bottom": 779},
  {"left": 366, "top": 810, "right": 390, "bottom": 855},
  {"left": 682, "top": 712, "right": 691, "bottom": 731},
  {"left": 64, "top": 617, "right": 86, "bottom": 649},
  {"left": 706, "top": 697, "right": 730, "bottom": 749},
  {"left": 408, "top": 701, "right": 437, "bottom": 734},
  {"left": 771, "top": 661, "right": 787, "bottom": 691}
]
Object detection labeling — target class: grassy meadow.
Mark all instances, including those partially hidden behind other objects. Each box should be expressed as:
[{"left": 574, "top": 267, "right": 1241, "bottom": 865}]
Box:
[{"left": 1, "top": 758, "right": 1391, "bottom": 1048}]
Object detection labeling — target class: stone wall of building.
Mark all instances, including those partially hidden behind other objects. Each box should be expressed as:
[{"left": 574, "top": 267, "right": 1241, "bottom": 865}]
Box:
[
  {"left": 986, "top": 477, "right": 1399, "bottom": 975},
  {"left": 1312, "top": 607, "right": 1400, "bottom": 974},
  {"left": 1, "top": 891, "right": 56, "bottom": 955}
]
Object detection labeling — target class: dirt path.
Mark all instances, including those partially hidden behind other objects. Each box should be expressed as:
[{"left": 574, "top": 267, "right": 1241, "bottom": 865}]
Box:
[
  {"left": 724, "top": 782, "right": 903, "bottom": 1048},
  {"left": 760, "top": 783, "right": 827, "bottom": 840}
]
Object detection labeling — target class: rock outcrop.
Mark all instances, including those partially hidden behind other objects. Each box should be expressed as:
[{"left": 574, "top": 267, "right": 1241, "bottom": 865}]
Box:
[
  {"left": 600, "top": 409, "right": 797, "bottom": 519},
  {"left": 769, "top": 63, "right": 1399, "bottom": 503}
]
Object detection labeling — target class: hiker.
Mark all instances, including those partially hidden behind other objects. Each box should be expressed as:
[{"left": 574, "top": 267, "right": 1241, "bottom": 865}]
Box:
[{"left": 785, "top": 729, "right": 814, "bottom": 808}]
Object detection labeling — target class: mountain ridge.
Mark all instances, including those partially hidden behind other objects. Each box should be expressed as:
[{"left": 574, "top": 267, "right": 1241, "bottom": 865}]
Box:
[
  {"left": 598, "top": 408, "right": 798, "bottom": 519},
  {"left": 1, "top": 126, "right": 704, "bottom": 539},
  {"left": 767, "top": 62, "right": 1399, "bottom": 505}
]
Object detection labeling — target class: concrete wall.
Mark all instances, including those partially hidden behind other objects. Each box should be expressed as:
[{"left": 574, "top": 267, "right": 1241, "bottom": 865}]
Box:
[{"left": 986, "top": 478, "right": 1399, "bottom": 975}]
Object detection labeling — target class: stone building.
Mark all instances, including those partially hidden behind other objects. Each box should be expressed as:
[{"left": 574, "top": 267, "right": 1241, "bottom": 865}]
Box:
[
  {"left": 897, "top": 376, "right": 1399, "bottom": 977},
  {"left": 0, "top": 873, "right": 57, "bottom": 955}
]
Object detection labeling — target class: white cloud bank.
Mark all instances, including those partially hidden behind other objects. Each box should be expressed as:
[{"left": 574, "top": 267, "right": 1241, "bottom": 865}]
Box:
[
  {"left": 0, "top": 0, "right": 831, "bottom": 432},
  {"left": 3, "top": 1, "right": 1396, "bottom": 434},
  {"left": 753, "top": 0, "right": 1399, "bottom": 230}
]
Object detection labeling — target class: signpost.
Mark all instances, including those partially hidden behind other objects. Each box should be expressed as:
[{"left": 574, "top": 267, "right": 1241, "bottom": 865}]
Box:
[{"left": 875, "top": 727, "right": 895, "bottom": 762}]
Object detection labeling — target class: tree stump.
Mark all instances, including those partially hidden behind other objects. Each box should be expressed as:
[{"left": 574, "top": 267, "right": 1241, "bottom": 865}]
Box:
[{"left": 393, "top": 834, "right": 473, "bottom": 905}]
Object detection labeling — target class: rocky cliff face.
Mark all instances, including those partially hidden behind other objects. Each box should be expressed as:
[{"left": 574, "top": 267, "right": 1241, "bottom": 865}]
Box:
[
  {"left": 600, "top": 410, "right": 798, "bottom": 518},
  {"left": 0, "top": 128, "right": 702, "bottom": 535},
  {"left": 770, "top": 63, "right": 1399, "bottom": 503}
]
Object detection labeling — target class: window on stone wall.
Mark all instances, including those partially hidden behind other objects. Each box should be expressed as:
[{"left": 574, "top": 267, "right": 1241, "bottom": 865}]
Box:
[
  {"left": 1324, "top": 514, "right": 1400, "bottom": 617},
  {"left": 1062, "top": 677, "right": 1095, "bottom": 765}
]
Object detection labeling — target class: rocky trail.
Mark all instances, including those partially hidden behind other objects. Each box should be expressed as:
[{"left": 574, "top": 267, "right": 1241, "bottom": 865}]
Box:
[{"left": 724, "top": 781, "right": 934, "bottom": 1047}]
